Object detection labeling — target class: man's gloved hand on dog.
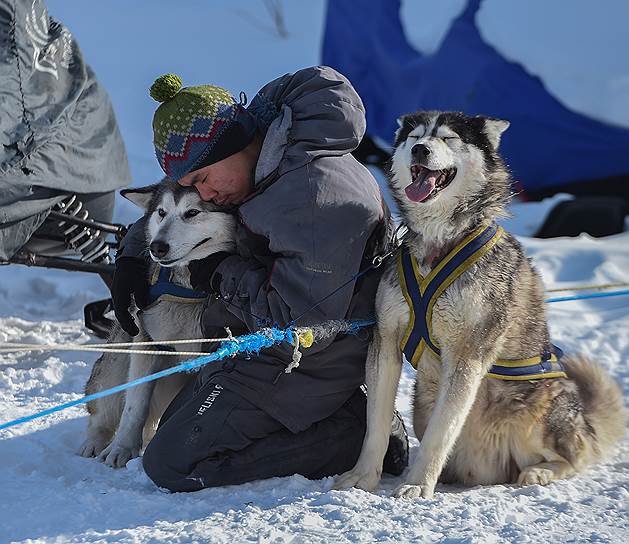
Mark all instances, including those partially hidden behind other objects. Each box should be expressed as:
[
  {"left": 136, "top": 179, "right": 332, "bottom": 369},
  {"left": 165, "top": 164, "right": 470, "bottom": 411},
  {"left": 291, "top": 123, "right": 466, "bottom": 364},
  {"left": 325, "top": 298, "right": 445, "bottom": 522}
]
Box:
[
  {"left": 188, "top": 252, "right": 231, "bottom": 294},
  {"left": 112, "top": 256, "right": 150, "bottom": 337}
]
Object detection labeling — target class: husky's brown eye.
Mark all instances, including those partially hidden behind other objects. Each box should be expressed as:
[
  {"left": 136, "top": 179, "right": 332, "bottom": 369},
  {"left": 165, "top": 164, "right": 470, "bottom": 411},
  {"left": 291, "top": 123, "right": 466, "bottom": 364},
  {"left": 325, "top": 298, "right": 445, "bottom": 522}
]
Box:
[
  {"left": 157, "top": 208, "right": 166, "bottom": 218},
  {"left": 184, "top": 209, "right": 200, "bottom": 219}
]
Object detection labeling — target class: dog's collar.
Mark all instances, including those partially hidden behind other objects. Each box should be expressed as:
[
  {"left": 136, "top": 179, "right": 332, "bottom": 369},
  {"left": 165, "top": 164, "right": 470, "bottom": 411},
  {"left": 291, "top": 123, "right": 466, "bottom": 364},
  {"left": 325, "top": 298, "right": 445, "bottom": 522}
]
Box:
[
  {"left": 147, "top": 266, "right": 207, "bottom": 306},
  {"left": 398, "top": 222, "right": 567, "bottom": 380}
]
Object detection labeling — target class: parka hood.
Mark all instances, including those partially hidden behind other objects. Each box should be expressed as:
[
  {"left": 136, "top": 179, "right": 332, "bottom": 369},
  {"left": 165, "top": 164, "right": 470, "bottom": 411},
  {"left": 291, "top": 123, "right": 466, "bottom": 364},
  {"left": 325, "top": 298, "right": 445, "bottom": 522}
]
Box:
[{"left": 248, "top": 66, "right": 366, "bottom": 185}]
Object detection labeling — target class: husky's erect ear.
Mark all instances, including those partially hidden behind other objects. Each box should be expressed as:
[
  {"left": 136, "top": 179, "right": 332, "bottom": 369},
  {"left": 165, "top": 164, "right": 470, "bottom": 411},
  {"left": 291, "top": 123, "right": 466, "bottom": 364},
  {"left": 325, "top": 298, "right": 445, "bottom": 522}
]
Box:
[
  {"left": 120, "top": 184, "right": 158, "bottom": 210},
  {"left": 483, "top": 118, "right": 510, "bottom": 150},
  {"left": 394, "top": 116, "right": 405, "bottom": 142}
]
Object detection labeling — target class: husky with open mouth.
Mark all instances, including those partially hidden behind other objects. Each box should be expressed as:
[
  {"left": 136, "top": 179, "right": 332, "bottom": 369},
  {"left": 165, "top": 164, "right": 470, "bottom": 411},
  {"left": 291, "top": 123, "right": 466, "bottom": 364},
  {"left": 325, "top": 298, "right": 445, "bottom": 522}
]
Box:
[
  {"left": 336, "top": 111, "right": 625, "bottom": 498},
  {"left": 78, "top": 180, "right": 236, "bottom": 468}
]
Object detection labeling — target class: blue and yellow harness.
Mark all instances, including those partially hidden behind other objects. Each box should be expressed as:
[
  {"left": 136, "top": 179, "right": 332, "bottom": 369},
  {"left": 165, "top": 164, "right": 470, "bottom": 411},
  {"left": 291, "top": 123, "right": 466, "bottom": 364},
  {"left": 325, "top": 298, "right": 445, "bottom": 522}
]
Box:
[
  {"left": 147, "top": 266, "right": 208, "bottom": 307},
  {"left": 398, "top": 223, "right": 566, "bottom": 380}
]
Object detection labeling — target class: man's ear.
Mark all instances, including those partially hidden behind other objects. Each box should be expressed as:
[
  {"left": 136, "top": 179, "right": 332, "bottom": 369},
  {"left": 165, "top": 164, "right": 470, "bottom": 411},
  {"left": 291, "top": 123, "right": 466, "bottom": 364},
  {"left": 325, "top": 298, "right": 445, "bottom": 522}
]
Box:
[
  {"left": 483, "top": 117, "right": 510, "bottom": 150},
  {"left": 120, "top": 184, "right": 158, "bottom": 210}
]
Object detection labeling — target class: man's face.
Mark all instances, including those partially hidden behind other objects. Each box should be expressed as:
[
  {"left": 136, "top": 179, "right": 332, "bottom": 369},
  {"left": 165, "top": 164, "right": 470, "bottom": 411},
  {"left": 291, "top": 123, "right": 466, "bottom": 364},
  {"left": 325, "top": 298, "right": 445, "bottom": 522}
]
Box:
[{"left": 178, "top": 149, "right": 254, "bottom": 206}]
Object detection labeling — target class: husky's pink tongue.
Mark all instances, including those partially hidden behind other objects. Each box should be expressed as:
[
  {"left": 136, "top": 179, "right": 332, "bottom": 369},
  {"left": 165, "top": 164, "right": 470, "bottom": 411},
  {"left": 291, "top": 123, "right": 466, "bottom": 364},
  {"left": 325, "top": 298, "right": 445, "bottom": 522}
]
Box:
[{"left": 405, "top": 172, "right": 439, "bottom": 202}]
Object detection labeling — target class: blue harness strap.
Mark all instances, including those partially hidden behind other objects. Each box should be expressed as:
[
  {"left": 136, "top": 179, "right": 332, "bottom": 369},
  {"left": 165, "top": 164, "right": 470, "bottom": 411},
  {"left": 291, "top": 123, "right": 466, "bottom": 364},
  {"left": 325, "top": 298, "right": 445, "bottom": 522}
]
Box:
[
  {"left": 398, "top": 223, "right": 567, "bottom": 380},
  {"left": 147, "top": 266, "right": 208, "bottom": 306}
]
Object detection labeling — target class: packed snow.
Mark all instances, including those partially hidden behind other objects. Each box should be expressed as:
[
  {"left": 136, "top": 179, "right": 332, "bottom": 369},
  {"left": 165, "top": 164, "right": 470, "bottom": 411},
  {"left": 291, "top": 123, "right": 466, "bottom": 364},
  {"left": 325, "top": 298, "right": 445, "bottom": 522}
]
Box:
[
  {"left": 1, "top": 223, "right": 628, "bottom": 543},
  {"left": 1, "top": 1, "right": 628, "bottom": 542}
]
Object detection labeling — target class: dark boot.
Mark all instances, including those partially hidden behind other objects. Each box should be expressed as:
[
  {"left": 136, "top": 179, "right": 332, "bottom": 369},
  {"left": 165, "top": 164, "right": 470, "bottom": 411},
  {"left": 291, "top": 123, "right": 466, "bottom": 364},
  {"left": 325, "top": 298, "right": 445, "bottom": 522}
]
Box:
[{"left": 382, "top": 410, "right": 409, "bottom": 476}]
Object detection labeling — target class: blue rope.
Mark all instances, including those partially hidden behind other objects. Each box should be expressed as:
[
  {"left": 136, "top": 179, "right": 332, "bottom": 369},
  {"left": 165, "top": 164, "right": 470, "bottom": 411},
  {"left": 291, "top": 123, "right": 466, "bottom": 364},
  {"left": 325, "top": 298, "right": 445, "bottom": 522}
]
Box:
[
  {"left": 344, "top": 318, "right": 376, "bottom": 332},
  {"left": 0, "top": 321, "right": 378, "bottom": 432},
  {"left": 0, "top": 327, "right": 297, "bottom": 432},
  {"left": 545, "top": 289, "right": 629, "bottom": 303},
  {"left": 3, "top": 287, "right": 628, "bottom": 432}
]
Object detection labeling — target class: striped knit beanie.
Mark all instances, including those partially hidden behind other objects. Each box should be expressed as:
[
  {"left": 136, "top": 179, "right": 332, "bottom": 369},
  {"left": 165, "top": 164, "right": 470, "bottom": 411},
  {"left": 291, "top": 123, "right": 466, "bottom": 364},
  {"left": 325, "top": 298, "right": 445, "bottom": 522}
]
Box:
[{"left": 149, "top": 73, "right": 257, "bottom": 181}]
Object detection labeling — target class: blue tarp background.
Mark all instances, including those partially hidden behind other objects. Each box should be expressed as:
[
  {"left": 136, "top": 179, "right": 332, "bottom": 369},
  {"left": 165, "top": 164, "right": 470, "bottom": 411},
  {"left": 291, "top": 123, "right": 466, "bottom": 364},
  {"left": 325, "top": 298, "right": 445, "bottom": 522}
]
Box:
[{"left": 322, "top": 0, "right": 629, "bottom": 193}]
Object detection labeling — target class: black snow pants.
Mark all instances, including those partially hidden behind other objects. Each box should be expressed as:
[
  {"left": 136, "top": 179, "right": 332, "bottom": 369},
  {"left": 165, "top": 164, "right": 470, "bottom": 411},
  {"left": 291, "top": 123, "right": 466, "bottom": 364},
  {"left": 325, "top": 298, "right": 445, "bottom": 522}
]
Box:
[{"left": 142, "top": 376, "right": 368, "bottom": 492}]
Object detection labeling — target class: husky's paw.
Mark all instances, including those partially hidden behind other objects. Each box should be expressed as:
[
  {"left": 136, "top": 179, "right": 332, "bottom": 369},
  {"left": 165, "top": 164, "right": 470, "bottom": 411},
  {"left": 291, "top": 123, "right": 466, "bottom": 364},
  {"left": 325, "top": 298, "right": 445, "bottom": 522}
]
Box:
[
  {"left": 517, "top": 466, "right": 555, "bottom": 486},
  {"left": 77, "top": 437, "right": 108, "bottom": 458},
  {"left": 333, "top": 465, "right": 381, "bottom": 492},
  {"left": 393, "top": 483, "right": 435, "bottom": 500},
  {"left": 98, "top": 442, "right": 140, "bottom": 468}
]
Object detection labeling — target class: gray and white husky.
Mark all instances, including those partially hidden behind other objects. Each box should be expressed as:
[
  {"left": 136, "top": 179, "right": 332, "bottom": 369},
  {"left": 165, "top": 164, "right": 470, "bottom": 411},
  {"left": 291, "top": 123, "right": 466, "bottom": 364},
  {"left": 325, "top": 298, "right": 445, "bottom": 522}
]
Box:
[
  {"left": 78, "top": 180, "right": 236, "bottom": 468},
  {"left": 336, "top": 111, "right": 625, "bottom": 498}
]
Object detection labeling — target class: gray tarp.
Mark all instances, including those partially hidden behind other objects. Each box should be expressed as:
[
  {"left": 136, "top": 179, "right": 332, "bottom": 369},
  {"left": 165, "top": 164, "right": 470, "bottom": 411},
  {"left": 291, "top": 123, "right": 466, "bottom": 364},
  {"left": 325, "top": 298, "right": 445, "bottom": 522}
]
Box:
[{"left": 0, "top": 0, "right": 131, "bottom": 259}]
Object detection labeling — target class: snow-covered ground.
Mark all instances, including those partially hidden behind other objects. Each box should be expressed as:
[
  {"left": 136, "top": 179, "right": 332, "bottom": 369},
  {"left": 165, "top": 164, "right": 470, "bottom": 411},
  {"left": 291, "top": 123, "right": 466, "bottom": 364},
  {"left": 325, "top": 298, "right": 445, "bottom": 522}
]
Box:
[
  {"left": 1, "top": 227, "right": 628, "bottom": 543},
  {"left": 1, "top": 1, "right": 628, "bottom": 542}
]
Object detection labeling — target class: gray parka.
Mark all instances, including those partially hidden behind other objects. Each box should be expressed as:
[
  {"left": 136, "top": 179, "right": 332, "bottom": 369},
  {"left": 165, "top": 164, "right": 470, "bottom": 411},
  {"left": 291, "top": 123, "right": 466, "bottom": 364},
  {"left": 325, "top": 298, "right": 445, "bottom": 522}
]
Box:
[
  {"left": 0, "top": 0, "right": 131, "bottom": 259},
  {"left": 127, "top": 66, "right": 390, "bottom": 432}
]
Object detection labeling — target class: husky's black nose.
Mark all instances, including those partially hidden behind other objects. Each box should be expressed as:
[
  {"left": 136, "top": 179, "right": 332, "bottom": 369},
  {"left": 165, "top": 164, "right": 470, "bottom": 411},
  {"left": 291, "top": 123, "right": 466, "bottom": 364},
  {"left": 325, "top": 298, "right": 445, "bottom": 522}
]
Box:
[
  {"left": 411, "top": 143, "right": 430, "bottom": 160},
  {"left": 150, "top": 240, "right": 170, "bottom": 258}
]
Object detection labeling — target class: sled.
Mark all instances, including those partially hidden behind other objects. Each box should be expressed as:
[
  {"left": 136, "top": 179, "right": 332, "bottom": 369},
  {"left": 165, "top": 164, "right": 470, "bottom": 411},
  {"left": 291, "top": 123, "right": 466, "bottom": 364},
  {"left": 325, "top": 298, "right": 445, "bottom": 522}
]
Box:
[{"left": 0, "top": 194, "right": 128, "bottom": 338}]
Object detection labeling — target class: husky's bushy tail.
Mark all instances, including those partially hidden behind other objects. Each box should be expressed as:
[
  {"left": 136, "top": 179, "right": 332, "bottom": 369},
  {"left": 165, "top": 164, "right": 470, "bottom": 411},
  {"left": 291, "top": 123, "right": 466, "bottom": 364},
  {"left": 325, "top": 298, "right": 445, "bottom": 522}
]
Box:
[{"left": 564, "top": 354, "right": 626, "bottom": 465}]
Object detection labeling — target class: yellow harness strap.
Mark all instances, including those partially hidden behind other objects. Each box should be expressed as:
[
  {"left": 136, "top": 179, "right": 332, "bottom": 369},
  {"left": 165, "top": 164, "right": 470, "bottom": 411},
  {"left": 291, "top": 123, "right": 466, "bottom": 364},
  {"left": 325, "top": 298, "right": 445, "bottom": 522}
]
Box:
[{"left": 398, "top": 223, "right": 566, "bottom": 380}]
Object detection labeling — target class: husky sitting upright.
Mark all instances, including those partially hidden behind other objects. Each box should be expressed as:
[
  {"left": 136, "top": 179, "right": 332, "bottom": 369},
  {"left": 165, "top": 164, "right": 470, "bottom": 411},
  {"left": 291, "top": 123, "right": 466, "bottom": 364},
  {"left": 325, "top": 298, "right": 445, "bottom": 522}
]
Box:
[
  {"left": 78, "top": 180, "right": 236, "bottom": 468},
  {"left": 336, "top": 111, "right": 625, "bottom": 499}
]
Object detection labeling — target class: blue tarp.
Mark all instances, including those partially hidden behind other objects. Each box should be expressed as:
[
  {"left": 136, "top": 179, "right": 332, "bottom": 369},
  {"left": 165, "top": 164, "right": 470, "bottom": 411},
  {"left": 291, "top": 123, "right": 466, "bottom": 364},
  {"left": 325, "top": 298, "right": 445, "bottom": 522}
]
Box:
[{"left": 322, "top": 0, "right": 629, "bottom": 193}]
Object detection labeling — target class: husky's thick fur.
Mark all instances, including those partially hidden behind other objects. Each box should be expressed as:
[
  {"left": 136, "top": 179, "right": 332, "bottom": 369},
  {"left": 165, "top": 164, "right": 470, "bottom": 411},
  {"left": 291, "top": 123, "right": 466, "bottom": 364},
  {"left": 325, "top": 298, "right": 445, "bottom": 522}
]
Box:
[
  {"left": 336, "top": 111, "right": 625, "bottom": 498},
  {"left": 78, "top": 180, "right": 236, "bottom": 468}
]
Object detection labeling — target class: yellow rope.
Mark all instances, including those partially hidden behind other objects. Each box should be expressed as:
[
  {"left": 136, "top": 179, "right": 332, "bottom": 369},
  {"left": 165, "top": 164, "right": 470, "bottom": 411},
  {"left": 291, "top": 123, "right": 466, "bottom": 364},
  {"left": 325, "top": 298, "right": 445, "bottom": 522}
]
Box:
[{"left": 297, "top": 329, "right": 314, "bottom": 348}]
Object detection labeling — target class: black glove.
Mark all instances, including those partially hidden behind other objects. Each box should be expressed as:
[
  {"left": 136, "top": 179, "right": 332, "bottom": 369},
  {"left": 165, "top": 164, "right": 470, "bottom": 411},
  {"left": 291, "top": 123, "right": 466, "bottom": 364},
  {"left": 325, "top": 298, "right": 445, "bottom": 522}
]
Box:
[
  {"left": 188, "top": 252, "right": 231, "bottom": 293},
  {"left": 111, "top": 256, "right": 150, "bottom": 336}
]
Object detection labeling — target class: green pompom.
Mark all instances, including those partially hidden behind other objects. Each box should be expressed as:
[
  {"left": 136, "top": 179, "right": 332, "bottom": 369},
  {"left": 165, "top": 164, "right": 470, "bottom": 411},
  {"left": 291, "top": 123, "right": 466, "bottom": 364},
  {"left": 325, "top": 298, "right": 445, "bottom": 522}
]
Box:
[{"left": 149, "top": 73, "right": 183, "bottom": 103}]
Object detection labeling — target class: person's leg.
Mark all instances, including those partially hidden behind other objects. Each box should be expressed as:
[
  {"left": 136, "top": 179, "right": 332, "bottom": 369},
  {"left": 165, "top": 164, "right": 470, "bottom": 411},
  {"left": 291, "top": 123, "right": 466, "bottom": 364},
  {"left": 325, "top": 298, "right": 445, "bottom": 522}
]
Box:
[
  {"left": 142, "top": 377, "right": 285, "bottom": 492},
  {"left": 186, "top": 387, "right": 369, "bottom": 488},
  {"left": 143, "top": 381, "right": 368, "bottom": 492},
  {"left": 143, "top": 381, "right": 406, "bottom": 492}
]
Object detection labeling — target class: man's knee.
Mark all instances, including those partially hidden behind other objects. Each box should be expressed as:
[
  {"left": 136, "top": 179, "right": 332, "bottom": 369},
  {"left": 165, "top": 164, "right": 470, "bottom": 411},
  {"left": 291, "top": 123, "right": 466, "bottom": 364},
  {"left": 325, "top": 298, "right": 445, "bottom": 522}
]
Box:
[
  {"left": 144, "top": 441, "right": 233, "bottom": 492},
  {"left": 142, "top": 436, "right": 175, "bottom": 491},
  {"left": 142, "top": 433, "right": 201, "bottom": 493}
]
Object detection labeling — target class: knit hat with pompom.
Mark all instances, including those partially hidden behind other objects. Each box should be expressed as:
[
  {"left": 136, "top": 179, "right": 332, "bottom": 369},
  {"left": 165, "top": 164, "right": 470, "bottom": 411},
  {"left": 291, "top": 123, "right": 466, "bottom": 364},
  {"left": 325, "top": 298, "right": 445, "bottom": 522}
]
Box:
[{"left": 149, "top": 73, "right": 257, "bottom": 181}]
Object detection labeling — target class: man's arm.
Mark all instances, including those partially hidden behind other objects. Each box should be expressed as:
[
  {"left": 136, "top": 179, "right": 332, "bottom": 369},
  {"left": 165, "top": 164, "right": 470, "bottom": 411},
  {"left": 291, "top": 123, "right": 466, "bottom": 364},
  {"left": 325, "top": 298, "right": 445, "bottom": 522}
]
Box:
[
  {"left": 209, "top": 65, "right": 382, "bottom": 354},
  {"left": 111, "top": 216, "right": 150, "bottom": 336},
  {"left": 117, "top": 216, "right": 147, "bottom": 258},
  {"left": 212, "top": 183, "right": 382, "bottom": 355}
]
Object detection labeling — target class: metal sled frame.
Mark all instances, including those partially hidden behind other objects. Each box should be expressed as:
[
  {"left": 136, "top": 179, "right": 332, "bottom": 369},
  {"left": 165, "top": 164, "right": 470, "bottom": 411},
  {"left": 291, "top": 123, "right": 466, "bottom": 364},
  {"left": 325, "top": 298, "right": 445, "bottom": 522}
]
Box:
[{"left": 1, "top": 212, "right": 128, "bottom": 338}]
